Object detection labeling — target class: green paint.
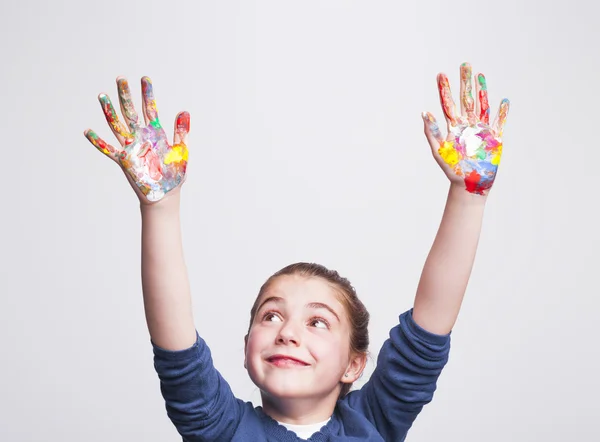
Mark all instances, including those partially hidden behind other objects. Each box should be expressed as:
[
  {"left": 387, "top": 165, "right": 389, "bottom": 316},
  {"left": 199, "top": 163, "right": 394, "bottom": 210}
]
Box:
[{"left": 478, "top": 74, "right": 487, "bottom": 91}]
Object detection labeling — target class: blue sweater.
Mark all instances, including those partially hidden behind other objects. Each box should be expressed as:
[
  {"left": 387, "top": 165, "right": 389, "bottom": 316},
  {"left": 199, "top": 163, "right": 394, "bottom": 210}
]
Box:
[{"left": 152, "top": 309, "right": 451, "bottom": 441}]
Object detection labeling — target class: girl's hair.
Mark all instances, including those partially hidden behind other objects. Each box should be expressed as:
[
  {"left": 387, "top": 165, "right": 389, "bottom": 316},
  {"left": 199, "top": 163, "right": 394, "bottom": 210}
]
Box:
[{"left": 246, "top": 262, "right": 370, "bottom": 398}]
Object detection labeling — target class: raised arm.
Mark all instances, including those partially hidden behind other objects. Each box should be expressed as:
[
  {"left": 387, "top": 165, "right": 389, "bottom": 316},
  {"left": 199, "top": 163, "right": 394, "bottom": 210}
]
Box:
[
  {"left": 84, "top": 76, "right": 196, "bottom": 350},
  {"left": 140, "top": 190, "right": 196, "bottom": 350},
  {"left": 85, "top": 77, "right": 244, "bottom": 440},
  {"left": 415, "top": 62, "right": 510, "bottom": 334}
]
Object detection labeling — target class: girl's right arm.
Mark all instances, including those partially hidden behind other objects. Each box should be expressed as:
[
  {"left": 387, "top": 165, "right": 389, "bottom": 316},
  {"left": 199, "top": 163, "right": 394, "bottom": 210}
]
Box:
[
  {"left": 85, "top": 77, "right": 243, "bottom": 441},
  {"left": 142, "top": 191, "right": 242, "bottom": 439},
  {"left": 84, "top": 76, "right": 195, "bottom": 350},
  {"left": 140, "top": 190, "right": 196, "bottom": 350}
]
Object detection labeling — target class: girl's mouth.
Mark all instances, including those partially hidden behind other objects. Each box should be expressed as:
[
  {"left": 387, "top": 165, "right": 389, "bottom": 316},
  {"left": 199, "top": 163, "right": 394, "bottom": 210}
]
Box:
[{"left": 266, "top": 355, "right": 310, "bottom": 367}]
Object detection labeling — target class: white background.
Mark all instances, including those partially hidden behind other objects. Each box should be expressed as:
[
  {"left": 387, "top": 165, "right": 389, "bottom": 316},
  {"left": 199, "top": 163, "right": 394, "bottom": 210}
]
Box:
[{"left": 1, "top": 0, "right": 598, "bottom": 440}]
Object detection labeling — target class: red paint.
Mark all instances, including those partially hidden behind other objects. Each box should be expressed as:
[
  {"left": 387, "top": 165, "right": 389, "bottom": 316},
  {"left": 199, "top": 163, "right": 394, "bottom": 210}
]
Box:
[
  {"left": 97, "top": 137, "right": 113, "bottom": 153},
  {"left": 464, "top": 170, "right": 480, "bottom": 193},
  {"left": 479, "top": 90, "right": 490, "bottom": 124},
  {"left": 464, "top": 170, "right": 494, "bottom": 195},
  {"left": 137, "top": 142, "right": 151, "bottom": 160},
  {"left": 438, "top": 74, "right": 457, "bottom": 125},
  {"left": 176, "top": 112, "right": 190, "bottom": 133}
]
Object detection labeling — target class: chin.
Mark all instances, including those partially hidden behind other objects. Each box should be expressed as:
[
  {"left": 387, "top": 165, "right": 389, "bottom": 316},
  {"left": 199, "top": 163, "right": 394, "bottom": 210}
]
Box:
[
  {"left": 268, "top": 380, "right": 313, "bottom": 396},
  {"left": 263, "top": 377, "right": 340, "bottom": 402}
]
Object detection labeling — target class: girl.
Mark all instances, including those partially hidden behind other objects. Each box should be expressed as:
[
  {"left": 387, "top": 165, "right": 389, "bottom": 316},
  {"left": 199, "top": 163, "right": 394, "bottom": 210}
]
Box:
[{"left": 84, "top": 62, "right": 509, "bottom": 441}]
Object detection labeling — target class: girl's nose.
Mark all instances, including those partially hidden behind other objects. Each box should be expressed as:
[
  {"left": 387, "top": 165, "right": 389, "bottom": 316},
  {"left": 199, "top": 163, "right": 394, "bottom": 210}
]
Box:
[{"left": 276, "top": 325, "right": 300, "bottom": 346}]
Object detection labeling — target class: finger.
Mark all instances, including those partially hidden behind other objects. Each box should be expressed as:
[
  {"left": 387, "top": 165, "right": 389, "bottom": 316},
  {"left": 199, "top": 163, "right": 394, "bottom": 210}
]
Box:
[
  {"left": 98, "top": 94, "right": 133, "bottom": 145},
  {"left": 166, "top": 111, "right": 191, "bottom": 167},
  {"left": 437, "top": 73, "right": 459, "bottom": 127},
  {"left": 84, "top": 129, "right": 121, "bottom": 163},
  {"left": 117, "top": 77, "right": 140, "bottom": 131},
  {"left": 492, "top": 99, "right": 510, "bottom": 137},
  {"left": 421, "top": 111, "right": 445, "bottom": 146},
  {"left": 141, "top": 76, "right": 161, "bottom": 128},
  {"left": 460, "top": 63, "right": 476, "bottom": 124},
  {"left": 475, "top": 73, "right": 490, "bottom": 124},
  {"left": 173, "top": 111, "right": 190, "bottom": 146}
]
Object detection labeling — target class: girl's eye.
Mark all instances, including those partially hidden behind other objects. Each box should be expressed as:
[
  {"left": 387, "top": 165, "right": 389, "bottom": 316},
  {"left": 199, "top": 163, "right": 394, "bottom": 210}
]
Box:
[
  {"left": 263, "top": 312, "right": 282, "bottom": 322},
  {"left": 310, "top": 318, "right": 329, "bottom": 329}
]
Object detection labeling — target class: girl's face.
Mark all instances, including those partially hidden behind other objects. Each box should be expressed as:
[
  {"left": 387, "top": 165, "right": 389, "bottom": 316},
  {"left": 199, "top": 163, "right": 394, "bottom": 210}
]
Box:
[{"left": 244, "top": 275, "right": 354, "bottom": 404}]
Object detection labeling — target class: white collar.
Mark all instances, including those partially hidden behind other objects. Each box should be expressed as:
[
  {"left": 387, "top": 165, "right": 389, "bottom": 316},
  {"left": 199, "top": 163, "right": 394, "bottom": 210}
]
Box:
[{"left": 277, "top": 418, "right": 331, "bottom": 439}]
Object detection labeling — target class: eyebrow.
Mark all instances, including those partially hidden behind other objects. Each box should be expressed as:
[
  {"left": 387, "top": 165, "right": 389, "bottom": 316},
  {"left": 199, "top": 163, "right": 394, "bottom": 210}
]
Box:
[{"left": 257, "top": 296, "right": 341, "bottom": 322}]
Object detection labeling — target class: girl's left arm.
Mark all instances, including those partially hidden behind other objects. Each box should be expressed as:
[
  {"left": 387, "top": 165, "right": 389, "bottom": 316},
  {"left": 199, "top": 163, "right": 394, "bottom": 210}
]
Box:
[
  {"left": 413, "top": 62, "right": 510, "bottom": 334},
  {"left": 412, "top": 184, "right": 486, "bottom": 334}
]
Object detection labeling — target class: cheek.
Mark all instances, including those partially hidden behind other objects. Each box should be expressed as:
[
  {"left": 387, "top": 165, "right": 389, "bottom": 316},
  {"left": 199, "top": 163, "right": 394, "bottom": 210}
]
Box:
[
  {"left": 246, "top": 327, "right": 269, "bottom": 357},
  {"left": 310, "top": 333, "right": 347, "bottom": 360},
  {"left": 329, "top": 334, "right": 352, "bottom": 365}
]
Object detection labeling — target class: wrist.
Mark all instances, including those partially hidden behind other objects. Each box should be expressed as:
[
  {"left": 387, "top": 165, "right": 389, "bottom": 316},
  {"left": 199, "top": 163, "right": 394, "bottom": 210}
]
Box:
[
  {"left": 448, "top": 182, "right": 488, "bottom": 205},
  {"left": 140, "top": 189, "right": 181, "bottom": 215}
]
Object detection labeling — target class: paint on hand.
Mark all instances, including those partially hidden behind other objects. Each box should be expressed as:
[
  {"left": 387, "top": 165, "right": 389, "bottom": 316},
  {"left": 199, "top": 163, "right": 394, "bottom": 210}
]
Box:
[
  {"left": 460, "top": 63, "right": 476, "bottom": 125},
  {"left": 493, "top": 98, "right": 510, "bottom": 137},
  {"left": 477, "top": 74, "right": 490, "bottom": 124},
  {"left": 438, "top": 122, "right": 503, "bottom": 195},
  {"left": 86, "top": 130, "right": 116, "bottom": 156},
  {"left": 88, "top": 77, "right": 188, "bottom": 202},
  {"left": 118, "top": 123, "right": 187, "bottom": 201},
  {"left": 117, "top": 78, "right": 140, "bottom": 129},
  {"left": 438, "top": 74, "right": 458, "bottom": 125},
  {"left": 422, "top": 111, "right": 444, "bottom": 143},
  {"left": 142, "top": 76, "right": 161, "bottom": 129},
  {"left": 99, "top": 94, "right": 132, "bottom": 140},
  {"left": 430, "top": 65, "right": 509, "bottom": 196}
]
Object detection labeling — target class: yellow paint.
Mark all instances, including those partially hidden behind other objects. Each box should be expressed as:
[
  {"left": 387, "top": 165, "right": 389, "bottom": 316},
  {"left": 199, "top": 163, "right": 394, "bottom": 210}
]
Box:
[
  {"left": 164, "top": 144, "right": 189, "bottom": 164},
  {"left": 438, "top": 141, "right": 460, "bottom": 167},
  {"left": 149, "top": 100, "right": 158, "bottom": 113},
  {"left": 120, "top": 158, "right": 133, "bottom": 170},
  {"left": 491, "top": 144, "right": 502, "bottom": 165}
]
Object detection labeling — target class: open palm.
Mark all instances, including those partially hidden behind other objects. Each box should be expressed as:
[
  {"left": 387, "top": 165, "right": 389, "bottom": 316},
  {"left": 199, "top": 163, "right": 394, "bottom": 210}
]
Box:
[
  {"left": 422, "top": 63, "right": 509, "bottom": 195},
  {"left": 84, "top": 77, "right": 189, "bottom": 202}
]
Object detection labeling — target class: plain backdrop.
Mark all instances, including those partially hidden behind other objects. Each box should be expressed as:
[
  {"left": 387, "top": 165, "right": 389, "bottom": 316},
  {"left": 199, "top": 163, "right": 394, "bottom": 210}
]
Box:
[{"left": 1, "top": 0, "right": 598, "bottom": 441}]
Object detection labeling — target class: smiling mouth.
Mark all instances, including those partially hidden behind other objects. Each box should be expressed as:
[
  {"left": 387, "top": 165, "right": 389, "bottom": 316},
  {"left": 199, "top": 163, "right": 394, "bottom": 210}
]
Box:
[{"left": 266, "top": 356, "right": 310, "bottom": 367}]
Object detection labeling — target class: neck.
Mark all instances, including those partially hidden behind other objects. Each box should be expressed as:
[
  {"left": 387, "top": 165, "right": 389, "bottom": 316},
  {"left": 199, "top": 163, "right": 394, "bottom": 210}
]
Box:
[{"left": 260, "top": 391, "right": 337, "bottom": 425}]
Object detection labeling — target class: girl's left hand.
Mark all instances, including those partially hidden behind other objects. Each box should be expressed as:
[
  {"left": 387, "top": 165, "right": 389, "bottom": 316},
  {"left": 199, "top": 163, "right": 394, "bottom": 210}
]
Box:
[{"left": 422, "top": 63, "right": 509, "bottom": 196}]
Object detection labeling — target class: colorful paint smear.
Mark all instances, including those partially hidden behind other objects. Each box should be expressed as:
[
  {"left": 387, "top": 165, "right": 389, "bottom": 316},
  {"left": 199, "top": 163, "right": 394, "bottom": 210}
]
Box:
[
  {"left": 86, "top": 77, "right": 189, "bottom": 202},
  {"left": 460, "top": 63, "right": 476, "bottom": 125},
  {"left": 441, "top": 123, "right": 503, "bottom": 195},
  {"left": 493, "top": 99, "right": 510, "bottom": 137},
  {"left": 117, "top": 78, "right": 140, "bottom": 130},
  {"left": 422, "top": 111, "right": 444, "bottom": 143},
  {"left": 142, "top": 76, "right": 161, "bottom": 129},
  {"left": 99, "top": 94, "right": 132, "bottom": 141},
  {"left": 429, "top": 64, "right": 509, "bottom": 195},
  {"left": 437, "top": 73, "right": 459, "bottom": 126},
  {"left": 85, "top": 129, "right": 117, "bottom": 157},
  {"left": 477, "top": 74, "right": 490, "bottom": 124}
]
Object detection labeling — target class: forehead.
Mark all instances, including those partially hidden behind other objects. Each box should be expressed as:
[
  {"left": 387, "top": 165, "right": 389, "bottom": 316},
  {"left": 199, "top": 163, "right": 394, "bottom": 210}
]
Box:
[{"left": 259, "top": 275, "right": 345, "bottom": 309}]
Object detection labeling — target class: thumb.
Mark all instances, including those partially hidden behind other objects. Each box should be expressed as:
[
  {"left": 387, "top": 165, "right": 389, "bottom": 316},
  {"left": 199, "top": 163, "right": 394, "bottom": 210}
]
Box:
[{"left": 421, "top": 112, "right": 445, "bottom": 148}]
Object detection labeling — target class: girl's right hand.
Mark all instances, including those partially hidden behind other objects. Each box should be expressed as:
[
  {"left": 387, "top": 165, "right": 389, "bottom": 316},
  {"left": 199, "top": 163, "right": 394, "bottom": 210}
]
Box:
[{"left": 84, "top": 76, "right": 190, "bottom": 204}]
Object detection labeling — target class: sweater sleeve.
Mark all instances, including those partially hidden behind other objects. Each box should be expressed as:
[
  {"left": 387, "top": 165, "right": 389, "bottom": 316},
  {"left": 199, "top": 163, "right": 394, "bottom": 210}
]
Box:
[
  {"left": 152, "top": 332, "right": 242, "bottom": 442},
  {"left": 344, "top": 308, "right": 451, "bottom": 441}
]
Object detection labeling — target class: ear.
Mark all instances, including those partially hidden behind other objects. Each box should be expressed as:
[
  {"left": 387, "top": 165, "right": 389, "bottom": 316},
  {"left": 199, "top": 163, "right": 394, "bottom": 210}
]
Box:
[
  {"left": 243, "top": 335, "right": 248, "bottom": 369},
  {"left": 341, "top": 352, "right": 367, "bottom": 384}
]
